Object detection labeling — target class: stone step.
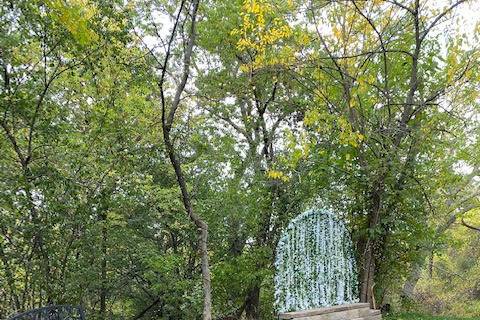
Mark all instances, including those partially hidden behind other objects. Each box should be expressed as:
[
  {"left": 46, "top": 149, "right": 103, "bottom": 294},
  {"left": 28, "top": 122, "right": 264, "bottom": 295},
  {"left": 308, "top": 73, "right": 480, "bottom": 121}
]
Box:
[
  {"left": 351, "top": 310, "right": 382, "bottom": 320},
  {"left": 278, "top": 303, "right": 375, "bottom": 320},
  {"left": 294, "top": 308, "right": 378, "bottom": 320}
]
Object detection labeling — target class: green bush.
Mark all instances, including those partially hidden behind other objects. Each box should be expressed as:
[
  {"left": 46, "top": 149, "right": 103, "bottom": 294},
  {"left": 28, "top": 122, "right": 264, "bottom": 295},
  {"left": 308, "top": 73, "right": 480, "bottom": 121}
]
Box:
[{"left": 386, "top": 313, "right": 480, "bottom": 320}]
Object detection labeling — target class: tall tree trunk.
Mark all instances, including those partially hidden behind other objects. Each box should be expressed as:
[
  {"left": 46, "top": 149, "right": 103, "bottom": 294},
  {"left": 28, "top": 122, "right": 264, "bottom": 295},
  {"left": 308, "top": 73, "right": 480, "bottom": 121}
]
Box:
[
  {"left": 163, "top": 137, "right": 212, "bottom": 320},
  {"left": 100, "top": 212, "right": 107, "bottom": 320},
  {"left": 360, "top": 244, "right": 375, "bottom": 305},
  {"left": 245, "top": 285, "right": 260, "bottom": 320},
  {"left": 157, "top": 0, "right": 212, "bottom": 318},
  {"left": 360, "top": 184, "right": 383, "bottom": 306}
]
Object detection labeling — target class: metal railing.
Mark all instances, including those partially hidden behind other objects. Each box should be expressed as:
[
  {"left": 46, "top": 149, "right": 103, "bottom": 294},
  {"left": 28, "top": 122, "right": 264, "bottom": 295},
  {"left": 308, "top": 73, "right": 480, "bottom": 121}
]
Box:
[{"left": 8, "top": 305, "right": 85, "bottom": 320}]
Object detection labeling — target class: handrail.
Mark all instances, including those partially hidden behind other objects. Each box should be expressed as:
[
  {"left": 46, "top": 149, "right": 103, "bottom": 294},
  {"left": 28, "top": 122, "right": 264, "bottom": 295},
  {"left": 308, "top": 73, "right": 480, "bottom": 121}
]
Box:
[{"left": 8, "top": 305, "right": 85, "bottom": 320}]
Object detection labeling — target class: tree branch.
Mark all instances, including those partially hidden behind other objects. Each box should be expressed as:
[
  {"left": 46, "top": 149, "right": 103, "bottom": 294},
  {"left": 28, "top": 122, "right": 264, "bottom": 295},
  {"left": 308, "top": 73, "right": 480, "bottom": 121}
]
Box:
[{"left": 461, "top": 216, "right": 480, "bottom": 232}]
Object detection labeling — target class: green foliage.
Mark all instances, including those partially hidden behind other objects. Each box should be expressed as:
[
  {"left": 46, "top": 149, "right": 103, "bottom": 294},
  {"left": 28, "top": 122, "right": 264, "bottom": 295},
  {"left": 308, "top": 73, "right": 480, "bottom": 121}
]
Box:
[
  {"left": 386, "top": 313, "right": 480, "bottom": 320},
  {"left": 412, "top": 213, "right": 480, "bottom": 318},
  {"left": 1, "top": 0, "right": 479, "bottom": 319}
]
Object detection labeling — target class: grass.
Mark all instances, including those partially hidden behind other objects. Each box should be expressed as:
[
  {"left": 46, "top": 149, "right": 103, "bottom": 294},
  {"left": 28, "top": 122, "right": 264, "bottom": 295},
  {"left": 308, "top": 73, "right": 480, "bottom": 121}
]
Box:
[{"left": 386, "top": 313, "right": 480, "bottom": 320}]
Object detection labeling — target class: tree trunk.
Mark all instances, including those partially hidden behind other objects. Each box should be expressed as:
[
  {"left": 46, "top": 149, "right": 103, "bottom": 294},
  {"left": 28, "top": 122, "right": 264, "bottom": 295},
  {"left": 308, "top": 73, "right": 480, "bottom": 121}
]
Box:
[
  {"left": 163, "top": 136, "right": 212, "bottom": 320},
  {"left": 100, "top": 212, "right": 107, "bottom": 320},
  {"left": 245, "top": 285, "right": 260, "bottom": 320},
  {"left": 360, "top": 185, "right": 383, "bottom": 307},
  {"left": 157, "top": 0, "right": 211, "bottom": 318},
  {"left": 360, "top": 242, "right": 375, "bottom": 306}
]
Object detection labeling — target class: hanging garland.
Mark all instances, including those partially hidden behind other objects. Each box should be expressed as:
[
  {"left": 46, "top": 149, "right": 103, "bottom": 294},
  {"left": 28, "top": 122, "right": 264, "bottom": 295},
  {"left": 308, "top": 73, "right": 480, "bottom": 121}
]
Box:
[{"left": 274, "top": 208, "right": 359, "bottom": 313}]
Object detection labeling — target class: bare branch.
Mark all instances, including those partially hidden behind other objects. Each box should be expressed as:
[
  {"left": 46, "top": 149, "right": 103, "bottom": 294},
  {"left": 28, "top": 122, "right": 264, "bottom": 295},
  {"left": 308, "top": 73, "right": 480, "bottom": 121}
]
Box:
[
  {"left": 386, "top": 0, "right": 415, "bottom": 14},
  {"left": 420, "top": 0, "right": 468, "bottom": 43},
  {"left": 158, "top": 0, "right": 187, "bottom": 131}
]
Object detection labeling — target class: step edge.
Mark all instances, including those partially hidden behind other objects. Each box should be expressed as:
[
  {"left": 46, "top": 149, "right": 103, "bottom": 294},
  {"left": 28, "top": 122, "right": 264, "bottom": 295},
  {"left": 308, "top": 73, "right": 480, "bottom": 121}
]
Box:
[
  {"left": 351, "top": 315, "right": 382, "bottom": 320},
  {"left": 278, "top": 303, "right": 371, "bottom": 319}
]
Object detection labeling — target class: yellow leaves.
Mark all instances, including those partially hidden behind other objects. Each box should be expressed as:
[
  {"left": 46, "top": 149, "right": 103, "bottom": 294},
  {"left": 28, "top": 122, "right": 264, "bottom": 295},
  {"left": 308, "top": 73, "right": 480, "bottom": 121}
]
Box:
[
  {"left": 357, "top": 77, "right": 368, "bottom": 95},
  {"left": 47, "top": 0, "right": 99, "bottom": 46},
  {"left": 236, "top": 38, "right": 254, "bottom": 50},
  {"left": 266, "top": 130, "right": 312, "bottom": 183},
  {"left": 261, "top": 25, "right": 292, "bottom": 45},
  {"left": 305, "top": 109, "right": 364, "bottom": 148},
  {"left": 337, "top": 116, "right": 348, "bottom": 130},
  {"left": 244, "top": 0, "right": 272, "bottom": 16},
  {"left": 332, "top": 26, "right": 342, "bottom": 40},
  {"left": 298, "top": 32, "right": 310, "bottom": 46},
  {"left": 266, "top": 169, "right": 290, "bottom": 182},
  {"left": 303, "top": 109, "right": 320, "bottom": 127},
  {"left": 338, "top": 117, "right": 352, "bottom": 146},
  {"left": 303, "top": 108, "right": 335, "bottom": 134},
  {"left": 239, "top": 64, "right": 251, "bottom": 73},
  {"left": 242, "top": 13, "right": 253, "bottom": 30},
  {"left": 231, "top": 0, "right": 294, "bottom": 72},
  {"left": 286, "top": 130, "right": 310, "bottom": 165},
  {"left": 445, "top": 40, "right": 472, "bottom": 85},
  {"left": 338, "top": 116, "right": 364, "bottom": 148},
  {"left": 349, "top": 97, "right": 357, "bottom": 108},
  {"left": 446, "top": 47, "right": 459, "bottom": 83}
]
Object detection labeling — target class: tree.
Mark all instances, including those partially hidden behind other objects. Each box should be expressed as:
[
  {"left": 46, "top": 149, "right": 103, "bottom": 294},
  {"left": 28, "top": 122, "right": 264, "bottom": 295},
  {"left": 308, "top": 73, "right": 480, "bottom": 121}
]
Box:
[
  {"left": 1, "top": 0, "right": 480, "bottom": 318},
  {"left": 301, "top": 0, "right": 479, "bottom": 305},
  {"left": 196, "top": 0, "right": 309, "bottom": 317},
  {"left": 138, "top": 0, "right": 213, "bottom": 319}
]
